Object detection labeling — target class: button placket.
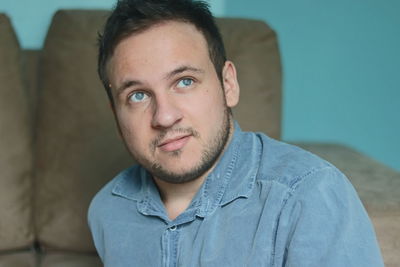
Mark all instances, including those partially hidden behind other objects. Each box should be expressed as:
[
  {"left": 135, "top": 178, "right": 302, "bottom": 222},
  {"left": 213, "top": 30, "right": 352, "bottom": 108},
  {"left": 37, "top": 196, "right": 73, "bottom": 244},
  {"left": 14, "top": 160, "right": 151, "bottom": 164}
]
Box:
[{"left": 162, "top": 224, "right": 181, "bottom": 267}]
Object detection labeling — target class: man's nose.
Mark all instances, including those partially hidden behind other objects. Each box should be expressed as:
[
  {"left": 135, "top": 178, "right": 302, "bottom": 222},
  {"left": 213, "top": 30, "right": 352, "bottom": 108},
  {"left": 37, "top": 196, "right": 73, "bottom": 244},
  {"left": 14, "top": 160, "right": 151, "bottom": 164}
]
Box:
[{"left": 151, "top": 94, "right": 183, "bottom": 129}]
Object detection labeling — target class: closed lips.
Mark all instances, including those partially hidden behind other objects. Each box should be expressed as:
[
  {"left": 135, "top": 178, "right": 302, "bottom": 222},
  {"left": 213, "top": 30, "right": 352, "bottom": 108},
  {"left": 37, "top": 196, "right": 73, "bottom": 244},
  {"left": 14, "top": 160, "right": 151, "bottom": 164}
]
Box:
[{"left": 158, "top": 135, "right": 191, "bottom": 152}]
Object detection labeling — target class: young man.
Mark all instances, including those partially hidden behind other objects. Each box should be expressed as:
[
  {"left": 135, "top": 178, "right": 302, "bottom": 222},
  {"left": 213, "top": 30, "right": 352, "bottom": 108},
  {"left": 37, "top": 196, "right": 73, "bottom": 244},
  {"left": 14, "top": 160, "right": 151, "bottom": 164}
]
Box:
[{"left": 88, "top": 0, "right": 384, "bottom": 266}]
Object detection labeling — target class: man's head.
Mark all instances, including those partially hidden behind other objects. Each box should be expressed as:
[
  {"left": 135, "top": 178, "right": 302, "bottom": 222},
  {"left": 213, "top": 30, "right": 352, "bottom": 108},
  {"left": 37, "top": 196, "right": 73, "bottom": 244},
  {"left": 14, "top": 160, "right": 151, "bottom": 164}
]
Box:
[
  {"left": 98, "top": 0, "right": 227, "bottom": 104},
  {"left": 99, "top": 0, "right": 240, "bottom": 184}
]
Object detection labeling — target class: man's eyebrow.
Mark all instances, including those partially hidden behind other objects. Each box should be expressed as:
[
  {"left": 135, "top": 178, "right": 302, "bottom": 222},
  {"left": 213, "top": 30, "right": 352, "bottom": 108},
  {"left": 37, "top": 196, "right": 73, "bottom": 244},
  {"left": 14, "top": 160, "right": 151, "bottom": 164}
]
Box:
[
  {"left": 116, "top": 80, "right": 143, "bottom": 95},
  {"left": 164, "top": 65, "right": 205, "bottom": 80},
  {"left": 115, "top": 66, "right": 204, "bottom": 94}
]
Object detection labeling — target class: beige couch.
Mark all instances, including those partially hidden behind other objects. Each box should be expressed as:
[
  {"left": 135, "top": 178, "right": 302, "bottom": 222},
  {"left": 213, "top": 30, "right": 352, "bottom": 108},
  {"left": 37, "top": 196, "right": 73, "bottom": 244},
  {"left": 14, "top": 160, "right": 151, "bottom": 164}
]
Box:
[{"left": 0, "top": 10, "right": 398, "bottom": 267}]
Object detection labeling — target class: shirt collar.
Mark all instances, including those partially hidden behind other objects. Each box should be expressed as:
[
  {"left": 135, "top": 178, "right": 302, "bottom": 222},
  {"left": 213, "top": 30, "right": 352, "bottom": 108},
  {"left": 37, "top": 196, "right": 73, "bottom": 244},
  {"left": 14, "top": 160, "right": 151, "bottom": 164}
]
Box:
[
  {"left": 111, "top": 121, "right": 261, "bottom": 219},
  {"left": 212, "top": 121, "right": 261, "bottom": 207}
]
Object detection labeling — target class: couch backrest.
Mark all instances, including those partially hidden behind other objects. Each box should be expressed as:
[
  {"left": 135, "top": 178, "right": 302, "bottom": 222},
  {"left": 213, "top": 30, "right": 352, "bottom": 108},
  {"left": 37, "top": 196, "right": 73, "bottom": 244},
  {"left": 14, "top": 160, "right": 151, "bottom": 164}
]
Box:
[
  {"left": 32, "top": 10, "right": 281, "bottom": 252},
  {"left": 33, "top": 10, "right": 133, "bottom": 251},
  {"left": 0, "top": 13, "right": 33, "bottom": 251}
]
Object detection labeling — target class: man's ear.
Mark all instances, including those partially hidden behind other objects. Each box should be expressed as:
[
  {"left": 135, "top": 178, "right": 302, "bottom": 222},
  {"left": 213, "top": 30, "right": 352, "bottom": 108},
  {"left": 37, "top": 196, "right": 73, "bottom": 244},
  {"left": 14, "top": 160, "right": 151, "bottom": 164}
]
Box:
[
  {"left": 222, "top": 61, "right": 240, "bottom": 108},
  {"left": 109, "top": 100, "right": 116, "bottom": 114},
  {"left": 108, "top": 100, "right": 123, "bottom": 139}
]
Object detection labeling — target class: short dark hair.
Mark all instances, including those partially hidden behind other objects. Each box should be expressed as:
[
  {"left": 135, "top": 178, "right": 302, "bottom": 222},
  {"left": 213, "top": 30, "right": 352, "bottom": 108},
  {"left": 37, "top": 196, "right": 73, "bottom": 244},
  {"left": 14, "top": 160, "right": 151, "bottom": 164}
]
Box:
[{"left": 98, "top": 0, "right": 227, "bottom": 103}]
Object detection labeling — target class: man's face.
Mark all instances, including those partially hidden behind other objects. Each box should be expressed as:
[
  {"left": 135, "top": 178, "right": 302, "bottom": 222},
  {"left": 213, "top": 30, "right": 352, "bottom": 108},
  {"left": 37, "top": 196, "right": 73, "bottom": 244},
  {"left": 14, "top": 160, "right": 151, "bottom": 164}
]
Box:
[{"left": 107, "top": 21, "right": 239, "bottom": 184}]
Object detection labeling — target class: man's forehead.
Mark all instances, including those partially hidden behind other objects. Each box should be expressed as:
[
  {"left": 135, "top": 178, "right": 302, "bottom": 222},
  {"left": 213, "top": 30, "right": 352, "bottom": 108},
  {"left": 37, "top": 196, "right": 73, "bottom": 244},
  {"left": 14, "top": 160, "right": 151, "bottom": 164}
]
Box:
[
  {"left": 118, "top": 20, "right": 206, "bottom": 50},
  {"left": 108, "top": 21, "right": 210, "bottom": 74}
]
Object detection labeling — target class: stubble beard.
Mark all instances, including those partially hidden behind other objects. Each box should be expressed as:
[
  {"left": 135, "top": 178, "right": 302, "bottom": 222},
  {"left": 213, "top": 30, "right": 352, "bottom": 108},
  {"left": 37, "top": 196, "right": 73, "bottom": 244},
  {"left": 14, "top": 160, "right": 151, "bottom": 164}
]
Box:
[{"left": 134, "top": 108, "right": 232, "bottom": 184}]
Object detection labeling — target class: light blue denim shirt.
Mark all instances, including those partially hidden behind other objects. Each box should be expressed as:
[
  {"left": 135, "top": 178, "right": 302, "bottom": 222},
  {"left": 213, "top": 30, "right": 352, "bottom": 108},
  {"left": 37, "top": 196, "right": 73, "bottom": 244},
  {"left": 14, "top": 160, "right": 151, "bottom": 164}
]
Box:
[{"left": 88, "top": 123, "right": 383, "bottom": 266}]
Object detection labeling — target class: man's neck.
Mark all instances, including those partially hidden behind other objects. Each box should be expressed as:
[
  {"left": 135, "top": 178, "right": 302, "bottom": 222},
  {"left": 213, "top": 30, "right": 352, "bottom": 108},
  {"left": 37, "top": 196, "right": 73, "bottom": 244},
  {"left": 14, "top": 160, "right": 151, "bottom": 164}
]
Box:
[{"left": 153, "top": 175, "right": 208, "bottom": 220}]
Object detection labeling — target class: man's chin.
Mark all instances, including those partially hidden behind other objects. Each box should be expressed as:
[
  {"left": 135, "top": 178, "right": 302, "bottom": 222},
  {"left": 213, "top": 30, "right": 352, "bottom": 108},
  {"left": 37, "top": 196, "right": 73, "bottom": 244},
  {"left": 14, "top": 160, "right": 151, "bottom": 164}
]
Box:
[{"left": 149, "top": 163, "right": 210, "bottom": 184}]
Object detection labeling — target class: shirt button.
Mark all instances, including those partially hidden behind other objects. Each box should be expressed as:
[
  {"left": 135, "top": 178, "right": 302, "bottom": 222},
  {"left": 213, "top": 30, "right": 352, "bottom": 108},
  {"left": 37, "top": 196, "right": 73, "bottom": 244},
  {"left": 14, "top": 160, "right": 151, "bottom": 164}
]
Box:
[{"left": 169, "top": 225, "right": 177, "bottom": 231}]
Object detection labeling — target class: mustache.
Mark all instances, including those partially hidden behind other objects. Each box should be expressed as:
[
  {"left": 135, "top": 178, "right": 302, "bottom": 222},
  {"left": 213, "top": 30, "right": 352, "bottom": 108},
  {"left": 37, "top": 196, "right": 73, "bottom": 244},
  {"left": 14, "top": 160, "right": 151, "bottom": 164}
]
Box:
[{"left": 150, "top": 127, "right": 200, "bottom": 151}]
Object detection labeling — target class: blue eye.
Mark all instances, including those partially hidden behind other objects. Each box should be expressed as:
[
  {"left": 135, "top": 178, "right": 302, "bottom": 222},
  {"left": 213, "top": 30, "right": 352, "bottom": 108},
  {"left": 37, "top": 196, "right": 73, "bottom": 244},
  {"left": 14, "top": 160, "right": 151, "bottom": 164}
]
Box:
[
  {"left": 177, "top": 78, "right": 194, "bottom": 88},
  {"left": 129, "top": 92, "right": 148, "bottom": 102}
]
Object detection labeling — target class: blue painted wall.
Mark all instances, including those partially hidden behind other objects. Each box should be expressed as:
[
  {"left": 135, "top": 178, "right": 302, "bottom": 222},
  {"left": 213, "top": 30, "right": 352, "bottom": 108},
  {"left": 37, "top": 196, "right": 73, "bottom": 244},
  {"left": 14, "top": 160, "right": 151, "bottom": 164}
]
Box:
[
  {"left": 1, "top": 0, "right": 399, "bottom": 170},
  {"left": 225, "top": 0, "right": 400, "bottom": 171}
]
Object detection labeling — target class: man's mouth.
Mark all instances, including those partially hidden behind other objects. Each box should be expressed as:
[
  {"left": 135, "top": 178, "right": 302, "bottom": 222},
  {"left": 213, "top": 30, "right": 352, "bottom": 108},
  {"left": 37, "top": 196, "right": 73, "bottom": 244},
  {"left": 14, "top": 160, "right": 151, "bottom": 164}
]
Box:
[{"left": 157, "top": 135, "right": 191, "bottom": 152}]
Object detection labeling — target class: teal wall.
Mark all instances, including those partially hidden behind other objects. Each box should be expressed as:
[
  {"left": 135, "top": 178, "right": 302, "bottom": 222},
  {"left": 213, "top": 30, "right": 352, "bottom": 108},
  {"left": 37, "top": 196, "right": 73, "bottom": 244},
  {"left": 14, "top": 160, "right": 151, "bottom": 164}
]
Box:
[
  {"left": 1, "top": 0, "right": 399, "bottom": 171},
  {"left": 224, "top": 0, "right": 400, "bottom": 171}
]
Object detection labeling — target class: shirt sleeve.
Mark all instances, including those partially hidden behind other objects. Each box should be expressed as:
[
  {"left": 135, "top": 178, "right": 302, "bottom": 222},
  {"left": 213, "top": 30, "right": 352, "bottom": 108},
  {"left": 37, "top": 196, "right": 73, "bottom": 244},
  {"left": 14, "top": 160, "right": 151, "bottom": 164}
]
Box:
[{"left": 275, "top": 166, "right": 384, "bottom": 267}]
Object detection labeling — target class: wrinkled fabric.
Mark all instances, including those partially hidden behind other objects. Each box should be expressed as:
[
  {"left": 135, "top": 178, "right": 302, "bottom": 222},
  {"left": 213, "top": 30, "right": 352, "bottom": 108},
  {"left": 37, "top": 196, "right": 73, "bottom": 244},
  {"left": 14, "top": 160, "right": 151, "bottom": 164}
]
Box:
[{"left": 88, "top": 122, "right": 383, "bottom": 267}]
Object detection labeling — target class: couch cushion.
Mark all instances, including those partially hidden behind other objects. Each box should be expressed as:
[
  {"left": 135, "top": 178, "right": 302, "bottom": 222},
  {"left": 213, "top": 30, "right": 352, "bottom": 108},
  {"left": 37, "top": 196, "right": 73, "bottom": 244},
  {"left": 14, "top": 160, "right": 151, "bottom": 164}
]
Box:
[
  {"left": 0, "top": 251, "right": 36, "bottom": 267},
  {"left": 40, "top": 252, "right": 101, "bottom": 267},
  {"left": 217, "top": 18, "right": 282, "bottom": 139},
  {"left": 34, "top": 10, "right": 133, "bottom": 251},
  {"left": 296, "top": 143, "right": 400, "bottom": 267},
  {"left": 0, "top": 13, "right": 33, "bottom": 251},
  {"left": 21, "top": 50, "right": 41, "bottom": 121}
]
